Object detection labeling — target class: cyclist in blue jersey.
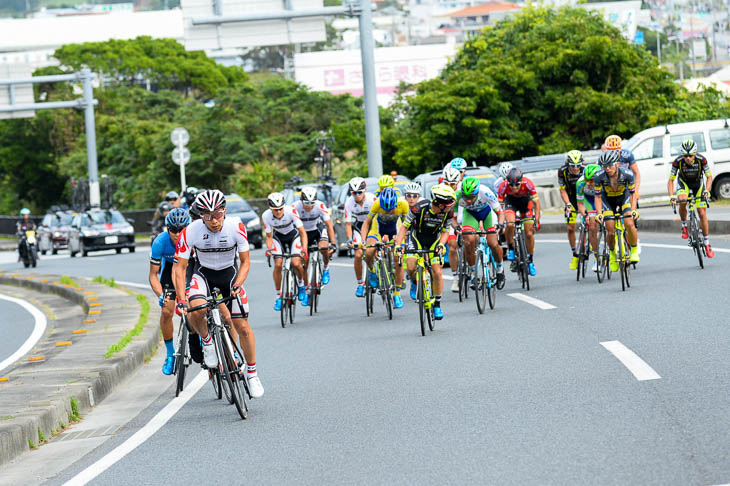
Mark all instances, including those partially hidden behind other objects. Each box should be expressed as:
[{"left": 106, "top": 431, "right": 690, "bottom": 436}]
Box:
[{"left": 149, "top": 208, "right": 191, "bottom": 375}]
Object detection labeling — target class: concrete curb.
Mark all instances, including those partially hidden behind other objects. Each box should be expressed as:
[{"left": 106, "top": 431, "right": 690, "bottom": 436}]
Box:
[
  {"left": 538, "top": 218, "right": 730, "bottom": 235},
  {"left": 0, "top": 274, "right": 160, "bottom": 467}
]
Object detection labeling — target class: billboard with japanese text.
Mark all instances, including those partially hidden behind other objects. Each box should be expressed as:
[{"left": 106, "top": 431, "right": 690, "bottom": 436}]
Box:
[{"left": 295, "top": 44, "right": 458, "bottom": 106}]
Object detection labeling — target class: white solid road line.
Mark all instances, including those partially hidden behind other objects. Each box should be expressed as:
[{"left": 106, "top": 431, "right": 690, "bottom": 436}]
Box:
[
  {"left": 64, "top": 370, "right": 208, "bottom": 486},
  {"left": 0, "top": 294, "right": 48, "bottom": 374},
  {"left": 600, "top": 340, "right": 661, "bottom": 381},
  {"left": 506, "top": 292, "right": 557, "bottom": 310}
]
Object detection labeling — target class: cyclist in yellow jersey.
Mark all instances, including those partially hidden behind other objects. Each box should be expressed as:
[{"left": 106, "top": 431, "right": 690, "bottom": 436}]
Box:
[{"left": 360, "top": 187, "right": 409, "bottom": 309}]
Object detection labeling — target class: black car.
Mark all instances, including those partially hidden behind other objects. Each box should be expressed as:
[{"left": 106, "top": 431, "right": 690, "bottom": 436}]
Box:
[
  {"left": 68, "top": 209, "right": 136, "bottom": 257},
  {"left": 37, "top": 210, "right": 74, "bottom": 255},
  {"left": 225, "top": 194, "right": 263, "bottom": 249}
]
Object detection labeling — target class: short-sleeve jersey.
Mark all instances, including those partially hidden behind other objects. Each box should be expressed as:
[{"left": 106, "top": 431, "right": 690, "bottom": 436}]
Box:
[
  {"left": 403, "top": 199, "right": 454, "bottom": 237},
  {"left": 262, "top": 206, "right": 303, "bottom": 239},
  {"left": 368, "top": 197, "right": 410, "bottom": 226},
  {"left": 344, "top": 192, "right": 376, "bottom": 229},
  {"left": 669, "top": 154, "right": 711, "bottom": 182},
  {"left": 150, "top": 231, "right": 176, "bottom": 273},
  {"left": 618, "top": 149, "right": 636, "bottom": 170},
  {"left": 292, "top": 200, "right": 330, "bottom": 232},
  {"left": 557, "top": 163, "right": 584, "bottom": 198},
  {"left": 593, "top": 168, "right": 635, "bottom": 197},
  {"left": 497, "top": 177, "right": 538, "bottom": 201},
  {"left": 457, "top": 184, "right": 501, "bottom": 214},
  {"left": 175, "top": 218, "right": 249, "bottom": 271}
]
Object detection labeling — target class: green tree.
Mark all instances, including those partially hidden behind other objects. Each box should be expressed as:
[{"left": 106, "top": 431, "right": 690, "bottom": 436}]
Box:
[{"left": 393, "top": 5, "right": 730, "bottom": 172}]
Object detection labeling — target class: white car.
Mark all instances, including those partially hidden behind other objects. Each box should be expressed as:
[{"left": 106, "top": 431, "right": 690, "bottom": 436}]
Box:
[{"left": 623, "top": 119, "right": 730, "bottom": 200}]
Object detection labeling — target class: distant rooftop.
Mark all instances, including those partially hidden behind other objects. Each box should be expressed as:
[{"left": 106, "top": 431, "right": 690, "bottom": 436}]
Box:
[{"left": 447, "top": 1, "right": 521, "bottom": 18}]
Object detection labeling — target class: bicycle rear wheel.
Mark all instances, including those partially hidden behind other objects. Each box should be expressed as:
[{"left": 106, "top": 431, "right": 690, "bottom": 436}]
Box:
[
  {"left": 487, "top": 256, "right": 497, "bottom": 310},
  {"left": 223, "top": 330, "right": 248, "bottom": 420},
  {"left": 174, "top": 318, "right": 189, "bottom": 397},
  {"left": 474, "top": 250, "right": 486, "bottom": 314},
  {"left": 425, "top": 272, "right": 435, "bottom": 332},
  {"left": 380, "top": 261, "right": 393, "bottom": 321},
  {"left": 517, "top": 233, "right": 530, "bottom": 291},
  {"left": 417, "top": 267, "right": 426, "bottom": 336},
  {"left": 280, "top": 268, "right": 289, "bottom": 328}
]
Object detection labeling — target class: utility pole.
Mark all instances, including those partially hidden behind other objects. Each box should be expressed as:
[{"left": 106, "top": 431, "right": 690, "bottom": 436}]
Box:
[{"left": 358, "top": 0, "right": 383, "bottom": 177}]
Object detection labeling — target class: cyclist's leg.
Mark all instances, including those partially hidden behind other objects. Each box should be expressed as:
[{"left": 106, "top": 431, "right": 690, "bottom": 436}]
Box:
[
  {"left": 364, "top": 234, "right": 379, "bottom": 271},
  {"left": 447, "top": 225, "right": 458, "bottom": 273},
  {"left": 271, "top": 237, "right": 284, "bottom": 299},
  {"left": 428, "top": 238, "right": 445, "bottom": 314},
  {"left": 159, "top": 264, "right": 175, "bottom": 343},
  {"left": 186, "top": 270, "right": 211, "bottom": 338},
  {"left": 677, "top": 179, "right": 689, "bottom": 221},
  {"left": 566, "top": 196, "right": 577, "bottom": 251},
  {"left": 229, "top": 287, "right": 255, "bottom": 366},
  {"left": 504, "top": 204, "right": 516, "bottom": 250},
  {"left": 602, "top": 200, "right": 617, "bottom": 250},
  {"left": 522, "top": 200, "right": 536, "bottom": 256},
  {"left": 620, "top": 196, "right": 637, "bottom": 246},
  {"left": 695, "top": 181, "right": 710, "bottom": 240},
  {"left": 288, "top": 235, "right": 306, "bottom": 286},
  {"left": 462, "top": 210, "right": 480, "bottom": 267},
  {"left": 318, "top": 226, "right": 330, "bottom": 268},
  {"left": 352, "top": 229, "right": 364, "bottom": 285},
  {"left": 585, "top": 196, "right": 598, "bottom": 251}
]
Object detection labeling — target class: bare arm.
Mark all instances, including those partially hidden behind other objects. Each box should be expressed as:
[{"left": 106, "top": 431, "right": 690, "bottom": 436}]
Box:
[
  {"left": 359, "top": 215, "right": 373, "bottom": 243},
  {"left": 299, "top": 226, "right": 308, "bottom": 252},
  {"left": 632, "top": 164, "right": 641, "bottom": 193},
  {"left": 173, "top": 257, "right": 188, "bottom": 304},
  {"left": 148, "top": 263, "right": 162, "bottom": 297},
  {"left": 234, "top": 251, "right": 249, "bottom": 287}
]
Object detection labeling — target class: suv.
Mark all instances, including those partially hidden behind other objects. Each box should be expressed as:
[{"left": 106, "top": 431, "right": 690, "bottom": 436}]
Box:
[
  {"left": 225, "top": 193, "right": 263, "bottom": 249},
  {"left": 38, "top": 210, "right": 74, "bottom": 255},
  {"left": 413, "top": 166, "right": 499, "bottom": 197},
  {"left": 68, "top": 209, "right": 135, "bottom": 257},
  {"left": 623, "top": 119, "right": 730, "bottom": 200}
]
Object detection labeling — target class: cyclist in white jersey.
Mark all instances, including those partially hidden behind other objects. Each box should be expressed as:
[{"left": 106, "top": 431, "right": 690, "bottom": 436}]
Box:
[
  {"left": 293, "top": 187, "right": 336, "bottom": 292},
  {"left": 344, "top": 177, "right": 376, "bottom": 297},
  {"left": 172, "top": 189, "right": 263, "bottom": 399},
  {"left": 262, "top": 192, "right": 309, "bottom": 309}
]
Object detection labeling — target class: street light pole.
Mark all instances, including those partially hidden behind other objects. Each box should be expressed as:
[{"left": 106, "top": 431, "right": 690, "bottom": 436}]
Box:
[{"left": 358, "top": 0, "right": 383, "bottom": 178}]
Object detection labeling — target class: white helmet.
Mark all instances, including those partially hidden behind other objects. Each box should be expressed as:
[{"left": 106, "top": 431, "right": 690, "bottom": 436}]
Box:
[
  {"left": 267, "top": 192, "right": 285, "bottom": 209},
  {"left": 349, "top": 177, "right": 366, "bottom": 192},
  {"left": 404, "top": 181, "right": 422, "bottom": 195},
  {"left": 499, "top": 162, "right": 514, "bottom": 179},
  {"left": 442, "top": 165, "right": 461, "bottom": 184},
  {"left": 300, "top": 186, "right": 318, "bottom": 203},
  {"left": 195, "top": 189, "right": 226, "bottom": 213}
]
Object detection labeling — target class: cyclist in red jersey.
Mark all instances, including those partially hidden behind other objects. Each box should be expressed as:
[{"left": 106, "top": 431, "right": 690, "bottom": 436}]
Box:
[{"left": 497, "top": 168, "right": 541, "bottom": 276}]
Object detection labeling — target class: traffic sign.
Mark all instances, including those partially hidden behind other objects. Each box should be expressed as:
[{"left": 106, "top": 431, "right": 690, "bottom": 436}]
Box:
[
  {"left": 171, "top": 127, "right": 189, "bottom": 146},
  {"left": 172, "top": 147, "right": 191, "bottom": 166}
]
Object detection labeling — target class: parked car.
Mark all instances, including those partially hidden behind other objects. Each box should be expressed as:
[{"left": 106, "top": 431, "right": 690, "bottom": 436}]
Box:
[
  {"left": 330, "top": 176, "right": 411, "bottom": 256},
  {"left": 413, "top": 166, "right": 499, "bottom": 198},
  {"left": 37, "top": 210, "right": 74, "bottom": 255},
  {"left": 68, "top": 209, "right": 135, "bottom": 257},
  {"left": 623, "top": 119, "right": 730, "bottom": 200},
  {"left": 225, "top": 193, "right": 263, "bottom": 249}
]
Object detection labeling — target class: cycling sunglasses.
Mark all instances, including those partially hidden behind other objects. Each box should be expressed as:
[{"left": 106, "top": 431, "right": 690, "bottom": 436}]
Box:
[
  {"left": 201, "top": 210, "right": 225, "bottom": 221},
  {"left": 168, "top": 226, "right": 184, "bottom": 234},
  {"left": 352, "top": 190, "right": 364, "bottom": 195},
  {"left": 405, "top": 194, "right": 420, "bottom": 198}
]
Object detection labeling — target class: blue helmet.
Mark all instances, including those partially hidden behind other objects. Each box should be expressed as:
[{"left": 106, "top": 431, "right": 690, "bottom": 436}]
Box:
[
  {"left": 165, "top": 208, "right": 192, "bottom": 231},
  {"left": 450, "top": 157, "right": 467, "bottom": 170},
  {"left": 20, "top": 208, "right": 30, "bottom": 215},
  {"left": 379, "top": 187, "right": 398, "bottom": 212}
]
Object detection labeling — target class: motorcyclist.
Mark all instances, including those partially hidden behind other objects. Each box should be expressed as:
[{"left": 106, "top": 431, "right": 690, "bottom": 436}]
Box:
[{"left": 16, "top": 208, "right": 37, "bottom": 261}]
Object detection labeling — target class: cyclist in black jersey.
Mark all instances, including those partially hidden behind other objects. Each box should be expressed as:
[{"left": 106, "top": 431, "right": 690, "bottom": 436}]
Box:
[
  {"left": 668, "top": 139, "right": 714, "bottom": 257},
  {"left": 559, "top": 150, "right": 585, "bottom": 270},
  {"left": 394, "top": 184, "right": 456, "bottom": 320}
]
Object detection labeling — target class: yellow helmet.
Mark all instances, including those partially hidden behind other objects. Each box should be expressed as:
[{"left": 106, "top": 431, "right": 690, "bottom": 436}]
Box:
[{"left": 377, "top": 174, "right": 395, "bottom": 189}]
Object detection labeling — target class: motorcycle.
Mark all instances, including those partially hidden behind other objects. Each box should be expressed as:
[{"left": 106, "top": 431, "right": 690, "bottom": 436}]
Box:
[{"left": 19, "top": 230, "right": 38, "bottom": 268}]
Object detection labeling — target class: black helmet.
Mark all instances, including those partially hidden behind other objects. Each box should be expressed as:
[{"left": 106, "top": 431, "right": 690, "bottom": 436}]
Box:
[
  {"left": 506, "top": 168, "right": 523, "bottom": 185},
  {"left": 598, "top": 150, "right": 620, "bottom": 167},
  {"left": 158, "top": 201, "right": 173, "bottom": 213}
]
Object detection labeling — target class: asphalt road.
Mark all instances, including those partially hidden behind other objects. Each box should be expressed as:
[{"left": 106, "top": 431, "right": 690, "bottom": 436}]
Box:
[
  {"left": 2, "top": 233, "right": 728, "bottom": 485},
  {"left": 0, "top": 296, "right": 37, "bottom": 369}
]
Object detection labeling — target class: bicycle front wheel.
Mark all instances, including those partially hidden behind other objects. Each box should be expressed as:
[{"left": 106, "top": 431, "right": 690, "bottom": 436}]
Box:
[
  {"left": 212, "top": 327, "right": 233, "bottom": 404},
  {"left": 289, "top": 272, "right": 297, "bottom": 324},
  {"left": 458, "top": 248, "right": 468, "bottom": 302},
  {"left": 280, "top": 268, "right": 289, "bottom": 328},
  {"left": 487, "top": 256, "right": 497, "bottom": 310},
  {"left": 474, "top": 250, "right": 486, "bottom": 314},
  {"left": 223, "top": 330, "right": 248, "bottom": 420},
  {"left": 380, "top": 261, "right": 393, "bottom": 320},
  {"left": 417, "top": 267, "right": 426, "bottom": 336},
  {"left": 692, "top": 217, "right": 704, "bottom": 269},
  {"left": 174, "top": 318, "right": 189, "bottom": 397},
  {"left": 309, "top": 258, "right": 318, "bottom": 316},
  {"left": 209, "top": 369, "right": 222, "bottom": 400}
]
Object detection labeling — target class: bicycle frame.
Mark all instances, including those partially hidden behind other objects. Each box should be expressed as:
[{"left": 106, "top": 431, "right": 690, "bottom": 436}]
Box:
[
  {"left": 403, "top": 248, "right": 437, "bottom": 336},
  {"left": 673, "top": 194, "right": 708, "bottom": 268},
  {"left": 462, "top": 229, "right": 498, "bottom": 313}
]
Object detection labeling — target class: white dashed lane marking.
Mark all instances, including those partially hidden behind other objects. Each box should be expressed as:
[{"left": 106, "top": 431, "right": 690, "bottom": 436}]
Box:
[{"left": 600, "top": 340, "right": 661, "bottom": 381}]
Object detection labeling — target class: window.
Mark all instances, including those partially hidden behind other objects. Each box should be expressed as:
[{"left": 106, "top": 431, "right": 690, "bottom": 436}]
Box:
[
  {"left": 88, "top": 211, "right": 125, "bottom": 225},
  {"left": 670, "top": 133, "right": 706, "bottom": 156},
  {"left": 632, "top": 137, "right": 663, "bottom": 161},
  {"left": 709, "top": 128, "right": 730, "bottom": 150}
]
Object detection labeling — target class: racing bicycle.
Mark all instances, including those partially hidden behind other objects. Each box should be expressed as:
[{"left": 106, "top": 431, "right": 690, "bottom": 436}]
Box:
[
  {"left": 363, "top": 241, "right": 397, "bottom": 320},
  {"left": 575, "top": 215, "right": 591, "bottom": 281},
  {"left": 268, "top": 253, "right": 299, "bottom": 328},
  {"left": 672, "top": 194, "right": 709, "bottom": 269},
  {"left": 462, "top": 229, "right": 498, "bottom": 313}
]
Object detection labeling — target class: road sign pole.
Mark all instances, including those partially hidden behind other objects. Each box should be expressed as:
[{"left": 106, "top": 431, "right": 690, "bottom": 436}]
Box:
[
  {"left": 178, "top": 141, "right": 187, "bottom": 192},
  {"left": 358, "top": 0, "right": 383, "bottom": 178},
  {"left": 81, "top": 68, "right": 100, "bottom": 208}
]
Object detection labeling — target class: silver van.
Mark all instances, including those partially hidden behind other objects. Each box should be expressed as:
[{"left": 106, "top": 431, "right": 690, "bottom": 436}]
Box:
[{"left": 624, "top": 119, "right": 730, "bottom": 200}]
